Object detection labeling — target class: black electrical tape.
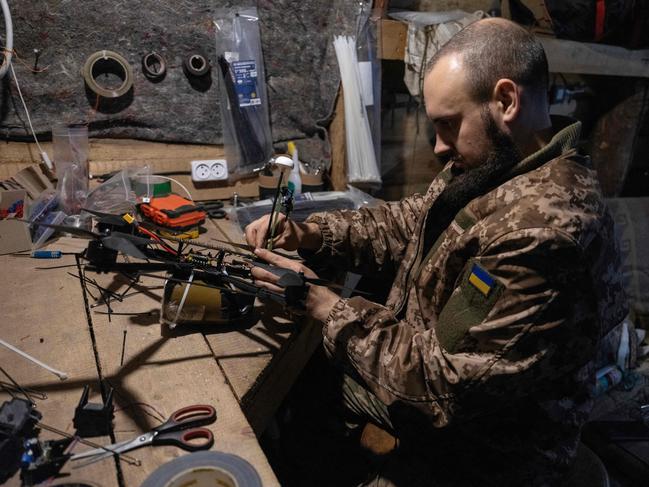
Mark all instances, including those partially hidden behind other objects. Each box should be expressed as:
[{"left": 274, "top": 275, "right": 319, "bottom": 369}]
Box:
[
  {"left": 142, "top": 52, "right": 166, "bottom": 81},
  {"left": 140, "top": 451, "right": 262, "bottom": 487},
  {"left": 183, "top": 52, "right": 210, "bottom": 77}
]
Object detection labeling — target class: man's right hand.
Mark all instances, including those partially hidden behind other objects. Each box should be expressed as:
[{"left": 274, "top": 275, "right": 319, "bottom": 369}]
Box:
[{"left": 244, "top": 213, "right": 323, "bottom": 251}]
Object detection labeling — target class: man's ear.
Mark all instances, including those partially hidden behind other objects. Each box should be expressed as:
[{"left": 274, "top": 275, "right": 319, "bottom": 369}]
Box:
[{"left": 492, "top": 79, "right": 520, "bottom": 123}]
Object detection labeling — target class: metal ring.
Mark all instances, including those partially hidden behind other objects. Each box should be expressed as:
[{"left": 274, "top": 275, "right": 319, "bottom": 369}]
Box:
[
  {"left": 142, "top": 51, "right": 166, "bottom": 81},
  {"left": 82, "top": 50, "right": 133, "bottom": 98},
  {"left": 183, "top": 52, "right": 210, "bottom": 77}
]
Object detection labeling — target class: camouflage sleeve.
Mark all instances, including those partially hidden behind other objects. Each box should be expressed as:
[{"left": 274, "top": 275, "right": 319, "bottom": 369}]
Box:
[
  {"left": 322, "top": 227, "right": 605, "bottom": 427},
  {"left": 301, "top": 194, "right": 426, "bottom": 273}
]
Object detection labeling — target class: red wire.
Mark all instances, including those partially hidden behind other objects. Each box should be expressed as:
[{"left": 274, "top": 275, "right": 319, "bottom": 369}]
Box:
[{"left": 137, "top": 226, "right": 178, "bottom": 255}]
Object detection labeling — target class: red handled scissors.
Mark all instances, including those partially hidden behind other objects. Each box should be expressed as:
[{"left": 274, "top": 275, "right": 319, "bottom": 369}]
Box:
[{"left": 71, "top": 404, "right": 216, "bottom": 465}]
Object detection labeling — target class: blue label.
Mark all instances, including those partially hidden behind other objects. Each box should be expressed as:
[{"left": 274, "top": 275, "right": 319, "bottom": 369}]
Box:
[{"left": 232, "top": 60, "right": 261, "bottom": 107}]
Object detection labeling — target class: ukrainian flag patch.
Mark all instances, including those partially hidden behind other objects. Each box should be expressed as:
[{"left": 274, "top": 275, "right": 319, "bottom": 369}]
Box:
[{"left": 468, "top": 263, "right": 494, "bottom": 296}]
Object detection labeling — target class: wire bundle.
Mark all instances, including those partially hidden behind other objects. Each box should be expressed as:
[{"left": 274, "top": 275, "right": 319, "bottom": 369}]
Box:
[{"left": 333, "top": 35, "right": 381, "bottom": 185}]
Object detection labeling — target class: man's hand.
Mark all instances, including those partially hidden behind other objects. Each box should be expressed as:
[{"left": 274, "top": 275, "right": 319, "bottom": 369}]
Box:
[
  {"left": 245, "top": 213, "right": 323, "bottom": 251},
  {"left": 251, "top": 248, "right": 340, "bottom": 322}
]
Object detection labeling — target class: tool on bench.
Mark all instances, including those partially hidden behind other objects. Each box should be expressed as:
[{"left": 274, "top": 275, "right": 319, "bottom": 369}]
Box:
[
  {"left": 73, "top": 384, "right": 114, "bottom": 437},
  {"left": 140, "top": 194, "right": 206, "bottom": 230},
  {"left": 197, "top": 200, "right": 227, "bottom": 219},
  {"left": 71, "top": 404, "right": 216, "bottom": 465},
  {"left": 264, "top": 155, "right": 295, "bottom": 251},
  {"left": 12, "top": 250, "right": 77, "bottom": 259}
]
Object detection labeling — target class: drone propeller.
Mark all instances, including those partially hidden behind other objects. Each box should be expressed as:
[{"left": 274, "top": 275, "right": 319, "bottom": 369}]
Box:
[
  {"left": 81, "top": 208, "right": 131, "bottom": 226},
  {"left": 101, "top": 234, "right": 149, "bottom": 260},
  {"left": 18, "top": 219, "right": 102, "bottom": 239},
  {"left": 20, "top": 220, "right": 156, "bottom": 261}
]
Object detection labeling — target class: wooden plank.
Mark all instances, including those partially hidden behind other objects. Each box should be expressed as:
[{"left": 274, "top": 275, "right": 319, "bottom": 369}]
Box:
[
  {"left": 540, "top": 37, "right": 649, "bottom": 77},
  {"left": 0, "top": 140, "right": 260, "bottom": 200},
  {"left": 169, "top": 174, "right": 259, "bottom": 201},
  {"left": 0, "top": 238, "right": 118, "bottom": 486},
  {"left": 379, "top": 19, "right": 407, "bottom": 61},
  {"left": 0, "top": 139, "right": 225, "bottom": 179},
  {"left": 377, "top": 18, "right": 649, "bottom": 77},
  {"left": 329, "top": 87, "right": 347, "bottom": 191},
  {"left": 78, "top": 263, "right": 280, "bottom": 486},
  {"left": 589, "top": 82, "right": 647, "bottom": 196},
  {"left": 240, "top": 317, "right": 322, "bottom": 434},
  {"left": 1, "top": 209, "right": 311, "bottom": 485}
]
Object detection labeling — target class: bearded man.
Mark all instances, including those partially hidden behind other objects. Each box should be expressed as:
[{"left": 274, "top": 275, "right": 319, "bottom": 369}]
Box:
[{"left": 245, "top": 17, "right": 627, "bottom": 486}]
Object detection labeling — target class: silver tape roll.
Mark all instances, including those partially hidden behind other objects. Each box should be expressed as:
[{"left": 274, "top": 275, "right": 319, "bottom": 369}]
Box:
[{"left": 140, "top": 451, "right": 262, "bottom": 487}]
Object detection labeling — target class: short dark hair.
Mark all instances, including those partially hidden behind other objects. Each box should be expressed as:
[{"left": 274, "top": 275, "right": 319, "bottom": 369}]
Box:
[{"left": 427, "top": 19, "right": 549, "bottom": 102}]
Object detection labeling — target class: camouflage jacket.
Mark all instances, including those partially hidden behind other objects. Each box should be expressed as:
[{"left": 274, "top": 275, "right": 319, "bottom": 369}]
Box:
[{"left": 304, "top": 118, "right": 628, "bottom": 484}]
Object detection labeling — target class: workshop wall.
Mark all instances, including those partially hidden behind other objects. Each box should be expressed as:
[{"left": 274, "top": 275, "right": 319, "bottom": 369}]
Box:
[{"left": 0, "top": 1, "right": 359, "bottom": 164}]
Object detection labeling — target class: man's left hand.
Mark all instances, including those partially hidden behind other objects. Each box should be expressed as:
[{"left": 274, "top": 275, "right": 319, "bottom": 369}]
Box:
[{"left": 251, "top": 248, "right": 340, "bottom": 322}]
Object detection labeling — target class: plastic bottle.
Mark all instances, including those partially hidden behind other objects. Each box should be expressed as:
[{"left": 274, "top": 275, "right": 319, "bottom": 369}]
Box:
[{"left": 286, "top": 141, "right": 302, "bottom": 196}]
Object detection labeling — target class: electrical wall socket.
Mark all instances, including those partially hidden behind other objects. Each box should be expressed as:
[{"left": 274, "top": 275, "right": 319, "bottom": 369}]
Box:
[{"left": 191, "top": 159, "right": 228, "bottom": 182}]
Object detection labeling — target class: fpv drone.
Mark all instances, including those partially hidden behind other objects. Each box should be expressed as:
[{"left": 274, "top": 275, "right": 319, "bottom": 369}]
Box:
[{"left": 24, "top": 209, "right": 354, "bottom": 327}]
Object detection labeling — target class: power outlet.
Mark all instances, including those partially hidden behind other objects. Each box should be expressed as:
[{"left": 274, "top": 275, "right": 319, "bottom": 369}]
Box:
[{"left": 191, "top": 159, "right": 228, "bottom": 182}]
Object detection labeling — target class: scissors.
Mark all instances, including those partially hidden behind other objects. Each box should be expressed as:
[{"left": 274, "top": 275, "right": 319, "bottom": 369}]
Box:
[{"left": 71, "top": 404, "right": 216, "bottom": 465}]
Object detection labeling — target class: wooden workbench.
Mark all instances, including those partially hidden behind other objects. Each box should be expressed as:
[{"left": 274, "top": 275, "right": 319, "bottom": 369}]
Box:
[{"left": 0, "top": 215, "right": 322, "bottom": 486}]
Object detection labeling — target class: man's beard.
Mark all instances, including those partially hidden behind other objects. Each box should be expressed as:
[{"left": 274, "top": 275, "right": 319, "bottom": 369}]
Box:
[{"left": 422, "top": 108, "right": 522, "bottom": 252}]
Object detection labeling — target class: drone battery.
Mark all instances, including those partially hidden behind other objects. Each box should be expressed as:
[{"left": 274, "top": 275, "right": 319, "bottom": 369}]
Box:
[
  {"left": 158, "top": 226, "right": 200, "bottom": 240},
  {"left": 140, "top": 194, "right": 206, "bottom": 230},
  {"left": 161, "top": 278, "right": 223, "bottom": 326}
]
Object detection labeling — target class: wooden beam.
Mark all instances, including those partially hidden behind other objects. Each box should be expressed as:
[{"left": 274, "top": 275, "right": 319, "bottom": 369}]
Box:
[
  {"left": 0, "top": 139, "right": 224, "bottom": 179},
  {"left": 379, "top": 19, "right": 407, "bottom": 61},
  {"left": 539, "top": 37, "right": 649, "bottom": 77},
  {"left": 377, "top": 18, "right": 649, "bottom": 77},
  {"left": 0, "top": 139, "right": 259, "bottom": 200},
  {"left": 328, "top": 86, "right": 347, "bottom": 191}
]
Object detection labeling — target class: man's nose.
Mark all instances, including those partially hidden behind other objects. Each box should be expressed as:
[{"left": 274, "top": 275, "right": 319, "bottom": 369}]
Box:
[{"left": 434, "top": 136, "right": 452, "bottom": 157}]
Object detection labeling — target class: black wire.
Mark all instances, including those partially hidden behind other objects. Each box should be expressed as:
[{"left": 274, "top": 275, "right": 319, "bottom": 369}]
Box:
[{"left": 0, "top": 365, "right": 34, "bottom": 405}]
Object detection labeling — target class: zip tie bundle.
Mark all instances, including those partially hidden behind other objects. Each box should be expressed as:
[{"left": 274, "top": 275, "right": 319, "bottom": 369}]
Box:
[{"left": 333, "top": 36, "right": 381, "bottom": 185}]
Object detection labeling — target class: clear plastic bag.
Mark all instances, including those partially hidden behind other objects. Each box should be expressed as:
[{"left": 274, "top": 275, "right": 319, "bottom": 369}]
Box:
[
  {"left": 53, "top": 125, "right": 89, "bottom": 215},
  {"left": 28, "top": 189, "right": 66, "bottom": 248},
  {"left": 83, "top": 166, "right": 149, "bottom": 218},
  {"left": 214, "top": 8, "right": 273, "bottom": 177}
]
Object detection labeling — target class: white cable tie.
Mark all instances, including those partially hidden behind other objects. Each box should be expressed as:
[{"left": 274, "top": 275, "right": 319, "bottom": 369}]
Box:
[
  {"left": 0, "top": 338, "right": 69, "bottom": 381},
  {"left": 41, "top": 151, "right": 53, "bottom": 170}
]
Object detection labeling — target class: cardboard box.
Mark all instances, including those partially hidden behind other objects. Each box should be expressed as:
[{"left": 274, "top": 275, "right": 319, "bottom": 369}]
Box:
[{"left": 0, "top": 189, "right": 31, "bottom": 255}]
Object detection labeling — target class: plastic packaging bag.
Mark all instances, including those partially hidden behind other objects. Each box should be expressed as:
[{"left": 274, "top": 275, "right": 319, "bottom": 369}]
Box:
[
  {"left": 215, "top": 8, "right": 273, "bottom": 177},
  {"left": 28, "top": 189, "right": 66, "bottom": 248},
  {"left": 53, "top": 125, "right": 89, "bottom": 216},
  {"left": 83, "top": 167, "right": 149, "bottom": 218},
  {"left": 231, "top": 186, "right": 379, "bottom": 231}
]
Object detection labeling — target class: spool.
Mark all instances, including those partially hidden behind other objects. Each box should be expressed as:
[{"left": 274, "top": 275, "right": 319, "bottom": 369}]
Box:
[
  {"left": 301, "top": 172, "right": 324, "bottom": 193},
  {"left": 82, "top": 50, "right": 133, "bottom": 99},
  {"left": 82, "top": 50, "right": 134, "bottom": 112},
  {"left": 142, "top": 51, "right": 166, "bottom": 82},
  {"left": 140, "top": 451, "right": 262, "bottom": 487},
  {"left": 183, "top": 52, "right": 210, "bottom": 77}
]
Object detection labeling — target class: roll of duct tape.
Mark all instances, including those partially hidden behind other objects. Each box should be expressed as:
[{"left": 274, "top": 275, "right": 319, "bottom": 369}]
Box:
[
  {"left": 82, "top": 50, "right": 133, "bottom": 98},
  {"left": 140, "top": 451, "right": 262, "bottom": 487}
]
